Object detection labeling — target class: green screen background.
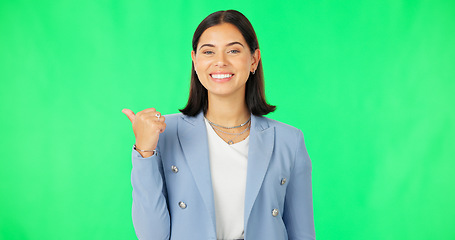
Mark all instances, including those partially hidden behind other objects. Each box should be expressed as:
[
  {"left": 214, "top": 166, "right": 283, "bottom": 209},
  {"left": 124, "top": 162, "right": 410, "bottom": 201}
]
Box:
[{"left": 1, "top": 0, "right": 454, "bottom": 239}]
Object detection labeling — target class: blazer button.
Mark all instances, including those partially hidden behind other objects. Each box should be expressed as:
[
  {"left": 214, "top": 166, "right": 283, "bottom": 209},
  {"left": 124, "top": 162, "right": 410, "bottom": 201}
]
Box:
[
  {"left": 280, "top": 178, "right": 287, "bottom": 185},
  {"left": 272, "top": 208, "right": 279, "bottom": 217},
  {"left": 171, "top": 165, "right": 179, "bottom": 173},
  {"left": 178, "top": 201, "right": 187, "bottom": 209}
]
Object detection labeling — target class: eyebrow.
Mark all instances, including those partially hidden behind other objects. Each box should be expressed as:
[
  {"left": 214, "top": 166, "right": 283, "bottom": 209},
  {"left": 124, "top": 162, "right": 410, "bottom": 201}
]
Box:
[{"left": 198, "top": 41, "right": 245, "bottom": 50}]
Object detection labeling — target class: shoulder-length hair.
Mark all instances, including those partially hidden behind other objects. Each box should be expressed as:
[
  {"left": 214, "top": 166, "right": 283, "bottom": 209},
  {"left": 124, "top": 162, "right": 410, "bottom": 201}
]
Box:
[{"left": 179, "top": 10, "right": 276, "bottom": 116}]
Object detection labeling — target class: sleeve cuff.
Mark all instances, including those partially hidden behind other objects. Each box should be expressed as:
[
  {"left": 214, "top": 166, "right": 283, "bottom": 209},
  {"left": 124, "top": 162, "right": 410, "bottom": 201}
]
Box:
[{"left": 132, "top": 147, "right": 157, "bottom": 160}]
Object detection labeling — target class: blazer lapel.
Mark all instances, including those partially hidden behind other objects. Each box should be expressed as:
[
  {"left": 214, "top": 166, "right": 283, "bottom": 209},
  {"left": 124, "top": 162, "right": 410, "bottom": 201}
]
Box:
[
  {"left": 244, "top": 115, "right": 275, "bottom": 229},
  {"left": 177, "top": 112, "right": 216, "bottom": 231}
]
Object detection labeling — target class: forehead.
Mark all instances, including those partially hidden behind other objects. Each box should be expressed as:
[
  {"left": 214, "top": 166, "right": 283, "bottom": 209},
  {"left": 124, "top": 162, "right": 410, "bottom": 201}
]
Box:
[{"left": 198, "top": 23, "right": 247, "bottom": 47}]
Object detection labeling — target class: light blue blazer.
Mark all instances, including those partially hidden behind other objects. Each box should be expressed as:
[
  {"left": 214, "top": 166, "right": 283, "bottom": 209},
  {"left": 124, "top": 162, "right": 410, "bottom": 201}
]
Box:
[{"left": 131, "top": 111, "right": 315, "bottom": 240}]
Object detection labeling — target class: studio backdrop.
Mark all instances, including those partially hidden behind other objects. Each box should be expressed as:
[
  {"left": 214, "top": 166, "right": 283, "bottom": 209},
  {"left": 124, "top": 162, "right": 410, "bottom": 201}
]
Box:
[{"left": 0, "top": 0, "right": 454, "bottom": 239}]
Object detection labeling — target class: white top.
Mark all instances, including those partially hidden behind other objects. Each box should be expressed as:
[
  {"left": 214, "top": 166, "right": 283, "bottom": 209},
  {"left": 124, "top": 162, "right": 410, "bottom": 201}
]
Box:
[{"left": 204, "top": 118, "right": 249, "bottom": 240}]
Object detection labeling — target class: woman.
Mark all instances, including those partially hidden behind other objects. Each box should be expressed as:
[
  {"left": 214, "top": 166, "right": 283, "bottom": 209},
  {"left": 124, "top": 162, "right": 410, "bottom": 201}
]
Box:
[{"left": 122, "top": 10, "right": 315, "bottom": 240}]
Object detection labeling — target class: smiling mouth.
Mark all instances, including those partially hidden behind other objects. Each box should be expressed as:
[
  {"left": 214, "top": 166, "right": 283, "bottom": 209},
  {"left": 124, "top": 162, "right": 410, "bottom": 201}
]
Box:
[{"left": 210, "top": 73, "right": 234, "bottom": 80}]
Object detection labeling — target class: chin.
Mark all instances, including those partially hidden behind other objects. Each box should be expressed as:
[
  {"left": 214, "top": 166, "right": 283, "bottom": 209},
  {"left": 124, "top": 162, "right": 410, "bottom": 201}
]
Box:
[{"left": 207, "top": 87, "right": 246, "bottom": 98}]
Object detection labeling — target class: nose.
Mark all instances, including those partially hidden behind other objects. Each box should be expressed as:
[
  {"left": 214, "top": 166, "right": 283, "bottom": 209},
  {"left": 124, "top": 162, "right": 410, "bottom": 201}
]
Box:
[{"left": 214, "top": 52, "right": 228, "bottom": 67}]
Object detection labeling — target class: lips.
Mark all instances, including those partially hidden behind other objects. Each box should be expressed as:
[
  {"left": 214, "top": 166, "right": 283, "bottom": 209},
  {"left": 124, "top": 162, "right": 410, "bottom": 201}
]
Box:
[
  {"left": 210, "top": 73, "right": 234, "bottom": 82},
  {"left": 211, "top": 73, "right": 233, "bottom": 78}
]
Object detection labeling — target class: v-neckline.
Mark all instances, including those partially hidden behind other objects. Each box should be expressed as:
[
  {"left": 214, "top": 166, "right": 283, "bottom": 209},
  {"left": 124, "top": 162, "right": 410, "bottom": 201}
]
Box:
[{"left": 204, "top": 118, "right": 250, "bottom": 146}]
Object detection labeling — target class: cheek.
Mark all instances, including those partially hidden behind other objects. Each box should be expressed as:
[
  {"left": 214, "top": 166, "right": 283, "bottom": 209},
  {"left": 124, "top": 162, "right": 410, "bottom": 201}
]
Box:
[
  {"left": 194, "top": 60, "right": 208, "bottom": 82},
  {"left": 237, "top": 56, "right": 253, "bottom": 70},
  {"left": 194, "top": 58, "right": 209, "bottom": 72}
]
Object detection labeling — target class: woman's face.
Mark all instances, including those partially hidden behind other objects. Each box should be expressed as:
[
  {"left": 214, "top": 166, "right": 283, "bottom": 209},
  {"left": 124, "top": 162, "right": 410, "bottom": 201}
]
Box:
[{"left": 192, "top": 23, "right": 260, "bottom": 98}]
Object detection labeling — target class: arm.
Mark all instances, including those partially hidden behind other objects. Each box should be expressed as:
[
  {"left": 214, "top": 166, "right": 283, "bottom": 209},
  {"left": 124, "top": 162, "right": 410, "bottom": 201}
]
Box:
[
  {"left": 122, "top": 108, "right": 169, "bottom": 239},
  {"left": 131, "top": 146, "right": 170, "bottom": 240},
  {"left": 283, "top": 130, "right": 315, "bottom": 240}
]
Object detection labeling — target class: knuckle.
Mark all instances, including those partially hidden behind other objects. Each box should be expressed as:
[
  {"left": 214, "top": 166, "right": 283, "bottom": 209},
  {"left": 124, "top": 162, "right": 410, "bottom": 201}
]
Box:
[{"left": 137, "top": 110, "right": 148, "bottom": 117}]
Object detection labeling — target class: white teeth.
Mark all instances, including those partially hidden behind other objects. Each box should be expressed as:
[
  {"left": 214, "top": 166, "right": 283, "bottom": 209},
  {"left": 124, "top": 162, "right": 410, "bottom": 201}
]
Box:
[{"left": 211, "top": 74, "right": 233, "bottom": 79}]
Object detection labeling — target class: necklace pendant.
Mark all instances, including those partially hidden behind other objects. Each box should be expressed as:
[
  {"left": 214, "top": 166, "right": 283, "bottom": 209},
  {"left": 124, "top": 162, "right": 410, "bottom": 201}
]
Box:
[{"left": 228, "top": 140, "right": 234, "bottom": 145}]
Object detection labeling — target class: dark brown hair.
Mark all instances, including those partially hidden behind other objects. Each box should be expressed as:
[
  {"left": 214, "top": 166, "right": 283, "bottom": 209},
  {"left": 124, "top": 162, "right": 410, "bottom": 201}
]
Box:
[{"left": 179, "top": 10, "right": 276, "bottom": 116}]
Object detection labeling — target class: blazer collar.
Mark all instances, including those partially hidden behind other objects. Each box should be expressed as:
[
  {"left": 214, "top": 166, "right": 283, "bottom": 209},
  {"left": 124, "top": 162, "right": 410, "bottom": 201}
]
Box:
[
  {"left": 178, "top": 112, "right": 216, "bottom": 231},
  {"left": 244, "top": 113, "right": 275, "bottom": 231},
  {"left": 178, "top": 111, "right": 275, "bottom": 233}
]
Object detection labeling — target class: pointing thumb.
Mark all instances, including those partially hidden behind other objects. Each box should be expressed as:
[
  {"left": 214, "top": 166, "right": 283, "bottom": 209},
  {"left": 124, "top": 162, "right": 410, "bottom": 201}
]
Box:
[{"left": 122, "top": 108, "right": 135, "bottom": 123}]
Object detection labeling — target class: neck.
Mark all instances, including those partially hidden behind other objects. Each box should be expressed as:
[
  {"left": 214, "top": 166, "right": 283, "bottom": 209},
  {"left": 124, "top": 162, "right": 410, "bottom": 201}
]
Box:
[{"left": 205, "top": 92, "right": 250, "bottom": 127}]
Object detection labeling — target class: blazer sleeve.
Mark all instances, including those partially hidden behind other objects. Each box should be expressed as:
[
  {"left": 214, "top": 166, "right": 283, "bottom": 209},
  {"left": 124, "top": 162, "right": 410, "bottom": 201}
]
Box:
[
  {"left": 131, "top": 144, "right": 170, "bottom": 240},
  {"left": 283, "top": 130, "right": 316, "bottom": 240}
]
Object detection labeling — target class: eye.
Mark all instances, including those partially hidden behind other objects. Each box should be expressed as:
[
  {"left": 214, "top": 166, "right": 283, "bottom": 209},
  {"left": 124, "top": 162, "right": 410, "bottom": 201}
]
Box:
[
  {"left": 202, "top": 50, "right": 214, "bottom": 55},
  {"left": 229, "top": 49, "right": 240, "bottom": 54}
]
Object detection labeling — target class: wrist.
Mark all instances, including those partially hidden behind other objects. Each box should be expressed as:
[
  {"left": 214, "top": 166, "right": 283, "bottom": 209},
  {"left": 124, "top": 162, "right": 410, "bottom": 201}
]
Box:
[{"left": 133, "top": 144, "right": 157, "bottom": 156}]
